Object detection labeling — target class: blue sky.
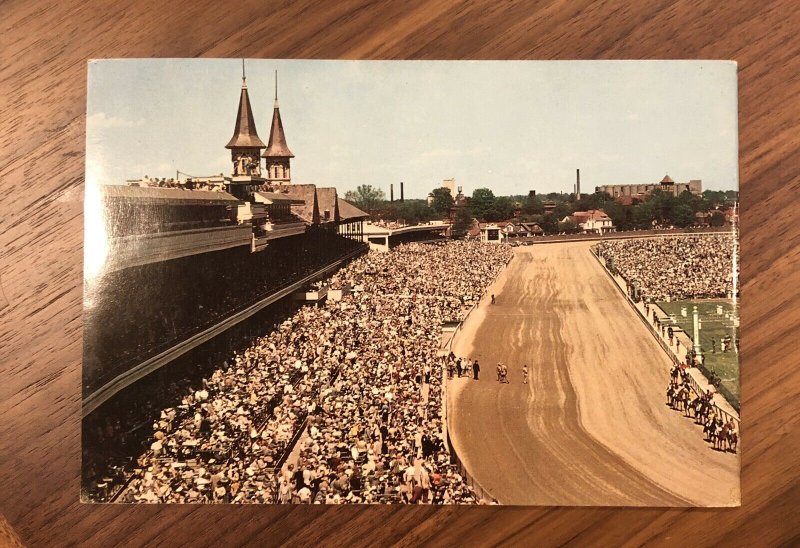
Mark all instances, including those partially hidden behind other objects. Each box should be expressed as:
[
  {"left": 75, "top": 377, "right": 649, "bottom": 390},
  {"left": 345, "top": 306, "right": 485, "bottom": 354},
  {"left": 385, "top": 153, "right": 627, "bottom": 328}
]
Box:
[{"left": 86, "top": 59, "right": 738, "bottom": 199}]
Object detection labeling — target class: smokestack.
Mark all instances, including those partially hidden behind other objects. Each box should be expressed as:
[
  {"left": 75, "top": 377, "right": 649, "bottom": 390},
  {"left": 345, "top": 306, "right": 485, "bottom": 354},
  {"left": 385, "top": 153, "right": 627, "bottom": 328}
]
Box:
[
  {"left": 576, "top": 168, "right": 581, "bottom": 200},
  {"left": 390, "top": 183, "right": 394, "bottom": 202},
  {"left": 400, "top": 181, "right": 404, "bottom": 202}
]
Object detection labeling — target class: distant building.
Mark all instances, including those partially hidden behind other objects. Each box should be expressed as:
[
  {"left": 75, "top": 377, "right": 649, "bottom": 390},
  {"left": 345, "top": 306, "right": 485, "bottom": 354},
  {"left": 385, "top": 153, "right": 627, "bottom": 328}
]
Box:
[
  {"left": 510, "top": 222, "right": 543, "bottom": 237},
  {"left": 498, "top": 221, "right": 543, "bottom": 239},
  {"left": 596, "top": 174, "right": 702, "bottom": 200},
  {"left": 478, "top": 222, "right": 509, "bottom": 244},
  {"left": 565, "top": 209, "right": 614, "bottom": 234},
  {"left": 442, "top": 178, "right": 457, "bottom": 196},
  {"left": 694, "top": 211, "right": 711, "bottom": 227}
]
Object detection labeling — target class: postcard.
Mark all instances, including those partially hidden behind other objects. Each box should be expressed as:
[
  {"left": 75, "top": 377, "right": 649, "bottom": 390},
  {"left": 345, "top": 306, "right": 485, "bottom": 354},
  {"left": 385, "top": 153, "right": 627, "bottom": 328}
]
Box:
[{"left": 82, "top": 59, "right": 739, "bottom": 505}]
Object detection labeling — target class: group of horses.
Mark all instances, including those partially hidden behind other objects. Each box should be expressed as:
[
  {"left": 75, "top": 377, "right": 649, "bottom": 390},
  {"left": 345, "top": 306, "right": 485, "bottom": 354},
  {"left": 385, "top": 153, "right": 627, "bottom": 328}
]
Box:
[{"left": 666, "top": 365, "right": 738, "bottom": 453}]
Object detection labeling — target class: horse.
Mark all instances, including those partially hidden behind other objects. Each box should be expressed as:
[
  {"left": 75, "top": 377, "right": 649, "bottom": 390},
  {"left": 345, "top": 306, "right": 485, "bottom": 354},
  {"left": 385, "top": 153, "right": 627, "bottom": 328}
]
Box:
[
  {"left": 695, "top": 400, "right": 712, "bottom": 424},
  {"left": 688, "top": 394, "right": 702, "bottom": 419},
  {"left": 703, "top": 416, "right": 718, "bottom": 442},
  {"left": 721, "top": 421, "right": 739, "bottom": 453},
  {"left": 727, "top": 429, "right": 739, "bottom": 453},
  {"left": 714, "top": 424, "right": 730, "bottom": 451},
  {"left": 666, "top": 384, "right": 677, "bottom": 408},
  {"left": 677, "top": 386, "right": 692, "bottom": 416},
  {"left": 709, "top": 419, "right": 726, "bottom": 450}
]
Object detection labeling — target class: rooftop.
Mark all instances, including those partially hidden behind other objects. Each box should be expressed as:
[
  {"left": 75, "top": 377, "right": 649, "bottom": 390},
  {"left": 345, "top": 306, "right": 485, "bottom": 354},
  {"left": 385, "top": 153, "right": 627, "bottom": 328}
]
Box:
[
  {"left": 102, "top": 185, "right": 241, "bottom": 205},
  {"left": 338, "top": 198, "right": 369, "bottom": 221},
  {"left": 280, "top": 184, "right": 319, "bottom": 224}
]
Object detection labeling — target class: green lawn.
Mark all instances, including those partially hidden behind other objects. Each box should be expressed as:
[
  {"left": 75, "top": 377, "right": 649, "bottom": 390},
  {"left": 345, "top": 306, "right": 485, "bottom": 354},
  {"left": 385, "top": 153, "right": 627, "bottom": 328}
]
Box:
[{"left": 657, "top": 300, "right": 740, "bottom": 402}]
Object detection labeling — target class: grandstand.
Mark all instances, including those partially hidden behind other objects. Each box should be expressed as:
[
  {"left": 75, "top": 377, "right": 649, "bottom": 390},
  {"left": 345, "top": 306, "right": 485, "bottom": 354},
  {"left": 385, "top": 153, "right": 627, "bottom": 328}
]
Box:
[{"left": 82, "top": 67, "right": 370, "bottom": 499}]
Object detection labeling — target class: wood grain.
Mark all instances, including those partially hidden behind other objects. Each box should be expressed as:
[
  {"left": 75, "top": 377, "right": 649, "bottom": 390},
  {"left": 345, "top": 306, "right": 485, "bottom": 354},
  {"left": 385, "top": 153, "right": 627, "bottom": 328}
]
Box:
[{"left": 1, "top": 0, "right": 798, "bottom": 546}]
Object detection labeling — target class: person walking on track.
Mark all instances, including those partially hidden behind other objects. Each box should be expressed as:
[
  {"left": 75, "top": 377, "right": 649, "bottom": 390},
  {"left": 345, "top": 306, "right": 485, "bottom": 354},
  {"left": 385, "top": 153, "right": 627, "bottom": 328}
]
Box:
[
  {"left": 522, "top": 364, "right": 528, "bottom": 384},
  {"left": 472, "top": 359, "right": 480, "bottom": 380},
  {"left": 500, "top": 364, "right": 509, "bottom": 383}
]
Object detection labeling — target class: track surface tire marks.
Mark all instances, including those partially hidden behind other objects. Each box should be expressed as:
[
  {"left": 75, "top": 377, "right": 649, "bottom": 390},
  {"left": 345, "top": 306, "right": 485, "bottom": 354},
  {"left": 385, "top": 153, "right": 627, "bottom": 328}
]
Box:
[{"left": 449, "top": 242, "right": 739, "bottom": 506}]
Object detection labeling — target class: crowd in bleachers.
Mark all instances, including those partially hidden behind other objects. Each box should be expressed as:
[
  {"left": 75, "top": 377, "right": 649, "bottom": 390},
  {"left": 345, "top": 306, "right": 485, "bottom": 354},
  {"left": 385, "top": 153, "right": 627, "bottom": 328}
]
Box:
[
  {"left": 104, "top": 240, "right": 511, "bottom": 504},
  {"left": 367, "top": 220, "right": 408, "bottom": 229},
  {"left": 594, "top": 235, "right": 736, "bottom": 301},
  {"left": 130, "top": 177, "right": 225, "bottom": 192}
]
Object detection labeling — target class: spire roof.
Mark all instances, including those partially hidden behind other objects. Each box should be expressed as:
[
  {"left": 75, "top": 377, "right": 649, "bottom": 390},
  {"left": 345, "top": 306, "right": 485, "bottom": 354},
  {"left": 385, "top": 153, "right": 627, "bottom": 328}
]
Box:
[
  {"left": 660, "top": 174, "right": 675, "bottom": 184},
  {"left": 226, "top": 77, "right": 266, "bottom": 149},
  {"left": 263, "top": 71, "right": 294, "bottom": 158}
]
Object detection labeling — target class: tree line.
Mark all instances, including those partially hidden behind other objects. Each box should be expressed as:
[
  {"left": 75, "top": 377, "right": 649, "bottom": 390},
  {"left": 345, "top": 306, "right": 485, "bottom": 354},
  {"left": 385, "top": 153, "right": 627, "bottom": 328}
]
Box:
[{"left": 344, "top": 184, "right": 738, "bottom": 238}]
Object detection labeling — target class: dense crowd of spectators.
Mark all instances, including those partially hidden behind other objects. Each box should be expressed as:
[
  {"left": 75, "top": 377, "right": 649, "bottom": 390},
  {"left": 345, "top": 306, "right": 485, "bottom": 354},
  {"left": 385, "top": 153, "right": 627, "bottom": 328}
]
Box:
[
  {"left": 102, "top": 241, "right": 511, "bottom": 504},
  {"left": 131, "top": 177, "right": 225, "bottom": 192},
  {"left": 594, "top": 235, "right": 736, "bottom": 301},
  {"left": 367, "top": 220, "right": 408, "bottom": 229}
]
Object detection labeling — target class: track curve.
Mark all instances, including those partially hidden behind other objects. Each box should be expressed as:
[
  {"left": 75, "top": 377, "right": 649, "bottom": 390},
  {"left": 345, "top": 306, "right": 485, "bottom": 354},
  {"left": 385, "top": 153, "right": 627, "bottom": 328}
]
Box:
[{"left": 449, "top": 242, "right": 739, "bottom": 506}]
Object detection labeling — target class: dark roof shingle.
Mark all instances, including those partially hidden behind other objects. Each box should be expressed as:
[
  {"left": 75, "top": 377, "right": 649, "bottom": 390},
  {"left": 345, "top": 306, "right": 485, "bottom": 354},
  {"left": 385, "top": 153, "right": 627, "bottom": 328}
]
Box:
[
  {"left": 279, "top": 184, "right": 319, "bottom": 224},
  {"left": 225, "top": 85, "right": 266, "bottom": 149}
]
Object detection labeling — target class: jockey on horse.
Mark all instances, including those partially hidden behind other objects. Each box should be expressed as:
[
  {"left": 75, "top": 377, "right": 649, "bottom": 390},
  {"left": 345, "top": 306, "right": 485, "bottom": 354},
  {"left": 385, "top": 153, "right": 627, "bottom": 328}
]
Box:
[
  {"left": 722, "top": 418, "right": 739, "bottom": 453},
  {"left": 677, "top": 384, "right": 692, "bottom": 416},
  {"left": 666, "top": 382, "right": 677, "bottom": 408},
  {"left": 704, "top": 412, "right": 718, "bottom": 441},
  {"left": 670, "top": 363, "right": 681, "bottom": 384}
]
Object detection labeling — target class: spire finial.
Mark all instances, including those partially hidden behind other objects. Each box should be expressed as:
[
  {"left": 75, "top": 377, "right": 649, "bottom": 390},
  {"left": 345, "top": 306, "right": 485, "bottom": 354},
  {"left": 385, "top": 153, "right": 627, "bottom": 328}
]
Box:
[
  {"left": 274, "top": 70, "right": 278, "bottom": 107},
  {"left": 242, "top": 59, "right": 246, "bottom": 87}
]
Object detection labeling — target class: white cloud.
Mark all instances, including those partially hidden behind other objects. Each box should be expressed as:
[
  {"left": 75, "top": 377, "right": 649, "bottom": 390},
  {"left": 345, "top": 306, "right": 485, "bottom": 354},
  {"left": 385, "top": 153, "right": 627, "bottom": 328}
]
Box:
[{"left": 87, "top": 111, "right": 145, "bottom": 129}]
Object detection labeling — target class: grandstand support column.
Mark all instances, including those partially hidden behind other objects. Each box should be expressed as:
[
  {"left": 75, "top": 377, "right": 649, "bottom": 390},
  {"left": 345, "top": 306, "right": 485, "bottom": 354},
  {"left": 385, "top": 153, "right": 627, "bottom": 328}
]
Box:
[{"left": 692, "top": 305, "right": 702, "bottom": 360}]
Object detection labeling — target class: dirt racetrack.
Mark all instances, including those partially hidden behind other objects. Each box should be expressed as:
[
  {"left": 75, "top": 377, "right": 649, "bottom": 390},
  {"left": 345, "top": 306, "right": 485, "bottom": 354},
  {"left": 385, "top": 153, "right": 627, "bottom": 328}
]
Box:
[{"left": 449, "top": 241, "right": 740, "bottom": 506}]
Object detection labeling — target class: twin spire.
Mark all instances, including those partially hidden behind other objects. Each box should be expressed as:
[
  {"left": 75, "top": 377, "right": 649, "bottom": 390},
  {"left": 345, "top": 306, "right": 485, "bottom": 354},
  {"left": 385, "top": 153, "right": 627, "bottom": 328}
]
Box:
[
  {"left": 225, "top": 61, "right": 265, "bottom": 149},
  {"left": 264, "top": 69, "right": 294, "bottom": 159},
  {"left": 225, "top": 61, "right": 292, "bottom": 159}
]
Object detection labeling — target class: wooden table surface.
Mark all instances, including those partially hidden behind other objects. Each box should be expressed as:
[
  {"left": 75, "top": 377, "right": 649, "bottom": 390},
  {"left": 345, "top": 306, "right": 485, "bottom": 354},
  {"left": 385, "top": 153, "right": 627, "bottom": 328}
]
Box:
[{"left": 1, "top": 1, "right": 798, "bottom": 546}]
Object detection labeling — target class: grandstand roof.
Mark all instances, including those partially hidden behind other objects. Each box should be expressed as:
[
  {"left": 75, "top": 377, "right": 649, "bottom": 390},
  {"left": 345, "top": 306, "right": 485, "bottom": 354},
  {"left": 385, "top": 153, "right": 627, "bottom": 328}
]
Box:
[
  {"left": 338, "top": 198, "right": 369, "bottom": 220},
  {"left": 225, "top": 83, "right": 266, "bottom": 149},
  {"left": 254, "top": 191, "right": 304, "bottom": 205},
  {"left": 102, "top": 184, "right": 241, "bottom": 205}
]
